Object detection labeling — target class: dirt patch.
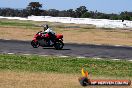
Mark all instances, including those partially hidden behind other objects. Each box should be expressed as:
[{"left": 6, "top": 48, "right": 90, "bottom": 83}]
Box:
[
  {"left": 0, "top": 71, "right": 131, "bottom": 88},
  {"left": 0, "top": 27, "right": 132, "bottom": 46},
  {"left": 0, "top": 27, "right": 38, "bottom": 41},
  {"left": 0, "top": 71, "right": 81, "bottom": 88}
]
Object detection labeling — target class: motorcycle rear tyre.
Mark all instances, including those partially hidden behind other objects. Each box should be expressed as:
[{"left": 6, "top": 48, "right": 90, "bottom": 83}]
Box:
[{"left": 54, "top": 40, "right": 64, "bottom": 50}]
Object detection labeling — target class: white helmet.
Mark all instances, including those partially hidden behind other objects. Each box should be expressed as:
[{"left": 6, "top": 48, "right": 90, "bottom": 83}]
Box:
[{"left": 43, "top": 24, "right": 49, "bottom": 31}]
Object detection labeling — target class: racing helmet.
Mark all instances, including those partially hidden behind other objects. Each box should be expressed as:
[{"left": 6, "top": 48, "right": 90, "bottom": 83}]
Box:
[{"left": 43, "top": 24, "right": 49, "bottom": 31}]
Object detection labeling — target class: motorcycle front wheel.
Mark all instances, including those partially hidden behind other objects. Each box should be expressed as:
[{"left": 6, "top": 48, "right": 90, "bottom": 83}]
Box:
[{"left": 31, "top": 40, "right": 39, "bottom": 48}]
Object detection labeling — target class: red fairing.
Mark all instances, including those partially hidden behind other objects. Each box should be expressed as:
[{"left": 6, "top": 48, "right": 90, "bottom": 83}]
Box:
[
  {"left": 33, "top": 32, "right": 63, "bottom": 41},
  {"left": 33, "top": 33, "right": 41, "bottom": 41},
  {"left": 45, "top": 33, "right": 50, "bottom": 38},
  {"left": 33, "top": 34, "right": 38, "bottom": 41},
  {"left": 56, "top": 34, "right": 63, "bottom": 39}
]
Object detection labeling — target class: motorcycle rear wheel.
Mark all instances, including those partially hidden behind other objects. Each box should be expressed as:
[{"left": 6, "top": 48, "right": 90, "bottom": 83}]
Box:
[{"left": 54, "top": 40, "right": 64, "bottom": 50}]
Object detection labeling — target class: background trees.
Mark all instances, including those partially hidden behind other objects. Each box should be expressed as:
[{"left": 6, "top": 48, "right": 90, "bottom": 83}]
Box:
[
  {"left": 26, "top": 2, "right": 42, "bottom": 16},
  {"left": 0, "top": 2, "right": 131, "bottom": 20},
  {"left": 75, "top": 6, "right": 88, "bottom": 18}
]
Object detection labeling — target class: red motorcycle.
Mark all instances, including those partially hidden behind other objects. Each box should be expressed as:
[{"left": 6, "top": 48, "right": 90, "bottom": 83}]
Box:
[{"left": 31, "top": 31, "right": 64, "bottom": 50}]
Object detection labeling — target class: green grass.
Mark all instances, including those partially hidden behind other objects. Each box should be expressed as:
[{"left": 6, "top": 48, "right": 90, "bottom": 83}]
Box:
[
  {"left": 0, "top": 54, "right": 131, "bottom": 77},
  {"left": 0, "top": 21, "right": 33, "bottom": 26},
  {"left": 0, "top": 20, "right": 38, "bottom": 29}
]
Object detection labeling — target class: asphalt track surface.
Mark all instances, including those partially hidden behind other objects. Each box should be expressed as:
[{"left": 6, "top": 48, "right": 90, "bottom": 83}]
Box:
[{"left": 0, "top": 39, "right": 132, "bottom": 60}]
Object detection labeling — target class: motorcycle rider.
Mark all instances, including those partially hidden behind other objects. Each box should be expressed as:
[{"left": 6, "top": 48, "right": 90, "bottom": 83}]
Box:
[{"left": 42, "top": 24, "right": 56, "bottom": 45}]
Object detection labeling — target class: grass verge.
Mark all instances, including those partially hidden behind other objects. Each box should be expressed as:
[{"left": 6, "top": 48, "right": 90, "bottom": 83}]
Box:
[
  {"left": 0, "top": 19, "right": 39, "bottom": 29},
  {"left": 0, "top": 54, "right": 131, "bottom": 77}
]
